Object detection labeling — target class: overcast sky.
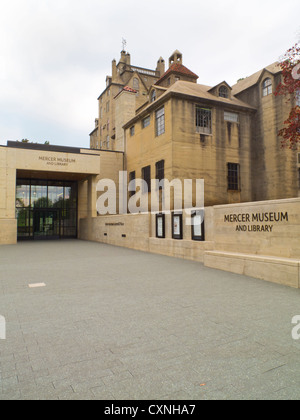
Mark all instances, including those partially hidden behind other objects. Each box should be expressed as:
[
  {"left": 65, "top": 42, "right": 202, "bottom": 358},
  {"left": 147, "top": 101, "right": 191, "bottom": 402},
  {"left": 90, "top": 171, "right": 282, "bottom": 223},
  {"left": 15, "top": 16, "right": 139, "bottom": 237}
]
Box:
[{"left": 0, "top": 0, "right": 299, "bottom": 148}]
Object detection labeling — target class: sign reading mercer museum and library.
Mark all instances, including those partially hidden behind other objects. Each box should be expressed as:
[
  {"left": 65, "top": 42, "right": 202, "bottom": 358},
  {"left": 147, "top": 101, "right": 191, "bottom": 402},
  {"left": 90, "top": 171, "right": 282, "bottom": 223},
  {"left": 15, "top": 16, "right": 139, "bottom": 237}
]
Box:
[
  {"left": 224, "top": 211, "right": 289, "bottom": 232},
  {"left": 39, "top": 156, "right": 76, "bottom": 167}
]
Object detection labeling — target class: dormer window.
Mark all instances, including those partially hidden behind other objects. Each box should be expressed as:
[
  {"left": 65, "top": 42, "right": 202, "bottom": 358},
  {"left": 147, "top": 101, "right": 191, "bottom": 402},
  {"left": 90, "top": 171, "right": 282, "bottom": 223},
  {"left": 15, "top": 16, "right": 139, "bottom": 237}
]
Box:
[
  {"left": 151, "top": 90, "right": 156, "bottom": 103},
  {"left": 262, "top": 78, "right": 272, "bottom": 97},
  {"left": 219, "top": 86, "right": 229, "bottom": 99}
]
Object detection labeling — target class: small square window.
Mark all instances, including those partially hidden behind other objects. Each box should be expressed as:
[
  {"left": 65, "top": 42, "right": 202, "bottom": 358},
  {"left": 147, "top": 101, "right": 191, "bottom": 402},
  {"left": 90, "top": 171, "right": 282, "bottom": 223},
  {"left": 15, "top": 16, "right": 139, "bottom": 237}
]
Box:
[{"left": 142, "top": 116, "right": 150, "bottom": 128}]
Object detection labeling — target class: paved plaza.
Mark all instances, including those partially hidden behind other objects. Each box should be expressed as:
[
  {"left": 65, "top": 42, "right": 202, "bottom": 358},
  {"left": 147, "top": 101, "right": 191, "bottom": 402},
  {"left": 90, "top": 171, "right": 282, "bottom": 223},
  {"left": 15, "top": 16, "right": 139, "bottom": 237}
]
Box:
[{"left": 0, "top": 240, "right": 300, "bottom": 400}]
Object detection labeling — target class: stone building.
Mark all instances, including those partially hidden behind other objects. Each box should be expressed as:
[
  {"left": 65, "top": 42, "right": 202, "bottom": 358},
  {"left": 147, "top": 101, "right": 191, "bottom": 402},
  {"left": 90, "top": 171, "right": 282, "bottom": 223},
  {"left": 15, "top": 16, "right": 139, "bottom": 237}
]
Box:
[
  {"left": 102, "top": 49, "right": 298, "bottom": 207},
  {"left": 89, "top": 50, "right": 165, "bottom": 152}
]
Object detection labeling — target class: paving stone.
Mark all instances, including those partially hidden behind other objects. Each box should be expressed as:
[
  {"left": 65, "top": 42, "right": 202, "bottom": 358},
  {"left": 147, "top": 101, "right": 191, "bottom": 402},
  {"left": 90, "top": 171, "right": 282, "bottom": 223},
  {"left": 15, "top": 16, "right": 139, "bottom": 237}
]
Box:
[{"left": 1, "top": 240, "right": 300, "bottom": 400}]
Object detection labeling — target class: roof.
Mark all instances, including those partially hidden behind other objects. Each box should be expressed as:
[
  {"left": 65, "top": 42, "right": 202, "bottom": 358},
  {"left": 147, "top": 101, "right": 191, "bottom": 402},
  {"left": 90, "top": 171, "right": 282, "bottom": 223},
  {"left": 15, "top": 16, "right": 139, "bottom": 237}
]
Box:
[
  {"left": 124, "top": 80, "right": 256, "bottom": 128},
  {"left": 167, "top": 81, "right": 256, "bottom": 110},
  {"left": 155, "top": 63, "right": 199, "bottom": 85},
  {"left": 232, "top": 62, "right": 281, "bottom": 95},
  {"left": 114, "top": 85, "right": 138, "bottom": 99}
]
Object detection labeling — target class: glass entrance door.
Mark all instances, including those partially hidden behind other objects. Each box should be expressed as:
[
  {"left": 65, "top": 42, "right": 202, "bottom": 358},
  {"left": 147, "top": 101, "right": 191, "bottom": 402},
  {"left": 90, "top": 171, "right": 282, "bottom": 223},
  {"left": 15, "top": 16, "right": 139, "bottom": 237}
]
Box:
[
  {"left": 33, "top": 210, "right": 59, "bottom": 240},
  {"left": 16, "top": 179, "right": 78, "bottom": 240}
]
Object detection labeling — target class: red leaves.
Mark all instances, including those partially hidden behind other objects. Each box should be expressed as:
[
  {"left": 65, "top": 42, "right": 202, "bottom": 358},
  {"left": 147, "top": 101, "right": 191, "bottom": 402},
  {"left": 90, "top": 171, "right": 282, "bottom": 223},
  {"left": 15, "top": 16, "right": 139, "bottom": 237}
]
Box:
[
  {"left": 275, "top": 43, "right": 300, "bottom": 147},
  {"left": 278, "top": 107, "right": 300, "bottom": 149}
]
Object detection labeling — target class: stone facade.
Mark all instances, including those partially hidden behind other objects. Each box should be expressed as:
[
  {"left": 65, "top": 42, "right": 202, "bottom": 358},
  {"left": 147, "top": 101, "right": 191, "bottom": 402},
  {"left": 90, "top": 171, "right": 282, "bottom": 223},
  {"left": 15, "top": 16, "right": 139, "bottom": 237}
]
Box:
[
  {"left": 102, "top": 49, "right": 298, "bottom": 207},
  {"left": 90, "top": 51, "right": 165, "bottom": 151}
]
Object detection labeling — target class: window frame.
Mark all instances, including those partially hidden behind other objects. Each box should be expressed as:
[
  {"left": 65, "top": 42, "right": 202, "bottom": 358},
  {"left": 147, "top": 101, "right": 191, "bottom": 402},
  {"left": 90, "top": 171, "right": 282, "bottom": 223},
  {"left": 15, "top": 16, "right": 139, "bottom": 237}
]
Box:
[
  {"left": 219, "top": 86, "right": 229, "bottom": 98},
  {"left": 151, "top": 90, "right": 156, "bottom": 103},
  {"left": 155, "top": 160, "right": 165, "bottom": 190},
  {"left": 128, "top": 171, "right": 136, "bottom": 198},
  {"left": 142, "top": 116, "right": 150, "bottom": 129},
  {"left": 195, "top": 106, "right": 212, "bottom": 135},
  {"left": 142, "top": 165, "right": 151, "bottom": 193},
  {"left": 227, "top": 162, "right": 241, "bottom": 191},
  {"left": 130, "top": 126, "right": 135, "bottom": 137},
  {"left": 155, "top": 107, "right": 165, "bottom": 137},
  {"left": 224, "top": 111, "right": 239, "bottom": 123},
  {"left": 262, "top": 78, "right": 273, "bottom": 97}
]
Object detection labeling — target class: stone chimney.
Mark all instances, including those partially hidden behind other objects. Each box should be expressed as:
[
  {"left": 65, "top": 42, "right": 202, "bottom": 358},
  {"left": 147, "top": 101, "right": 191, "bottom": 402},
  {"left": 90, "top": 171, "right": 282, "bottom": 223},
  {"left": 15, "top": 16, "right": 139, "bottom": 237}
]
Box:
[{"left": 156, "top": 57, "right": 165, "bottom": 77}]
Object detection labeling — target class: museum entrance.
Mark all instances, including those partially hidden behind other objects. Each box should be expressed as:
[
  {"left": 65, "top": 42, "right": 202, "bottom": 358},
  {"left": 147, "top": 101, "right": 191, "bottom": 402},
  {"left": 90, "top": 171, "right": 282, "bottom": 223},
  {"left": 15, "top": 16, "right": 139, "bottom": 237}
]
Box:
[
  {"left": 16, "top": 179, "right": 78, "bottom": 240},
  {"left": 33, "top": 209, "right": 60, "bottom": 240}
]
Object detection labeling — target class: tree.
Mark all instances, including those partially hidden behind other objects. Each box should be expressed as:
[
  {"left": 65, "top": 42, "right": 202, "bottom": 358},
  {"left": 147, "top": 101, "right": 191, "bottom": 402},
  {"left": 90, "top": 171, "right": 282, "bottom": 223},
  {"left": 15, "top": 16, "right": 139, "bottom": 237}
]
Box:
[{"left": 274, "top": 43, "right": 300, "bottom": 148}]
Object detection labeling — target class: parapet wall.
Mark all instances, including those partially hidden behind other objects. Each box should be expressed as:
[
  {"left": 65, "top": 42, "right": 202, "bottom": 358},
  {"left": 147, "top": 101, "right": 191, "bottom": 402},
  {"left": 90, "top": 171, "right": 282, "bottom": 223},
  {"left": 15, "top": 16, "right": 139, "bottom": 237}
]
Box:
[
  {"left": 79, "top": 197, "right": 300, "bottom": 288},
  {"left": 211, "top": 198, "right": 300, "bottom": 259}
]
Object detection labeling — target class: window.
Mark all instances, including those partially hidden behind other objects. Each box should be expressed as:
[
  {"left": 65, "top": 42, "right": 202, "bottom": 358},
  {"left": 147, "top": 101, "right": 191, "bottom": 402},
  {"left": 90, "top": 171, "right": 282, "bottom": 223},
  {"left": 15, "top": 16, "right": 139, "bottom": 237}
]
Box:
[
  {"left": 155, "top": 107, "right": 165, "bottom": 136},
  {"left": 100, "top": 107, "right": 103, "bottom": 118},
  {"left": 151, "top": 90, "right": 156, "bottom": 103},
  {"left": 175, "top": 76, "right": 180, "bottom": 82},
  {"left": 224, "top": 111, "right": 239, "bottom": 123},
  {"left": 219, "top": 86, "right": 229, "bottom": 98},
  {"left": 142, "top": 116, "right": 150, "bottom": 128},
  {"left": 196, "top": 106, "right": 212, "bottom": 134},
  {"left": 142, "top": 166, "right": 151, "bottom": 193},
  {"left": 129, "top": 171, "right": 136, "bottom": 198},
  {"left": 262, "top": 78, "right": 272, "bottom": 97},
  {"left": 106, "top": 136, "right": 110, "bottom": 149},
  {"left": 167, "top": 77, "right": 171, "bottom": 86},
  {"left": 133, "top": 78, "right": 139, "bottom": 90},
  {"left": 227, "top": 163, "right": 240, "bottom": 191},
  {"left": 106, "top": 102, "right": 110, "bottom": 112},
  {"left": 130, "top": 126, "right": 135, "bottom": 136},
  {"left": 155, "top": 160, "right": 165, "bottom": 189}
]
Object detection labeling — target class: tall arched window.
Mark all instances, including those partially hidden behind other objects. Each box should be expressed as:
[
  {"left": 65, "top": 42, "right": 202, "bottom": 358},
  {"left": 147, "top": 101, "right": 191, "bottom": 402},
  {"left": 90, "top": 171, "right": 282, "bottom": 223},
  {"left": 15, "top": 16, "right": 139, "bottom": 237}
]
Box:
[
  {"left": 219, "top": 86, "right": 229, "bottom": 98},
  {"left": 262, "top": 78, "right": 272, "bottom": 97}
]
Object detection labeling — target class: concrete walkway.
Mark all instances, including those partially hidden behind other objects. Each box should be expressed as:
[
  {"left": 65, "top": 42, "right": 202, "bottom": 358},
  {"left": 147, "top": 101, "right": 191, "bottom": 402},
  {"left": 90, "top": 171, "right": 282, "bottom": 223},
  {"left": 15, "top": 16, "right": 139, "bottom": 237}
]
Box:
[{"left": 0, "top": 240, "right": 300, "bottom": 400}]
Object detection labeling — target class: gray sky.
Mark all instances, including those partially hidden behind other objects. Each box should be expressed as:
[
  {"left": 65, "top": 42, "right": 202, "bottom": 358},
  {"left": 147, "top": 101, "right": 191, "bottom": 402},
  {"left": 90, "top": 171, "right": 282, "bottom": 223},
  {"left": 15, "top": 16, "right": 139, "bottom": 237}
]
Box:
[{"left": 0, "top": 0, "right": 299, "bottom": 148}]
